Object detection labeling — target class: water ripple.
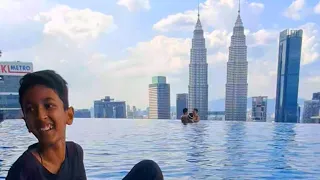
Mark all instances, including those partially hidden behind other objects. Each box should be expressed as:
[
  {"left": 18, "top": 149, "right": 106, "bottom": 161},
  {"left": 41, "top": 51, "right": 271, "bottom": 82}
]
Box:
[{"left": 1, "top": 119, "right": 320, "bottom": 179}]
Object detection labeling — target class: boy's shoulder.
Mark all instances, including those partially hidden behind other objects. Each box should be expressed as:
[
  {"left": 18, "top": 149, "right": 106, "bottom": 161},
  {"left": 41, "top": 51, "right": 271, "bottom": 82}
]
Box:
[
  {"left": 66, "top": 141, "right": 83, "bottom": 155},
  {"left": 6, "top": 145, "right": 39, "bottom": 179}
]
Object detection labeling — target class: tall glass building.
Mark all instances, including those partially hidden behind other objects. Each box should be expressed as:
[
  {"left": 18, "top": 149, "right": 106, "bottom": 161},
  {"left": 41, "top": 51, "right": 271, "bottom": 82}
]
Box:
[
  {"left": 275, "top": 29, "right": 303, "bottom": 123},
  {"left": 0, "top": 61, "right": 33, "bottom": 119}
]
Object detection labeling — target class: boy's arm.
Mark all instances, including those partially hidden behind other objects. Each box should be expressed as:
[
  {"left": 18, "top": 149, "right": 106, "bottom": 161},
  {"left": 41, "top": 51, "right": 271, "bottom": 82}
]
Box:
[{"left": 193, "top": 116, "right": 200, "bottom": 122}]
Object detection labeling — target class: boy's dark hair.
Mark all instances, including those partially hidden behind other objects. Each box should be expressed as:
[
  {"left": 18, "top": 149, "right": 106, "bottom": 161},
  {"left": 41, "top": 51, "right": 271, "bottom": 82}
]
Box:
[
  {"left": 183, "top": 108, "right": 188, "bottom": 114},
  {"left": 193, "top": 108, "right": 198, "bottom": 113},
  {"left": 19, "top": 70, "right": 69, "bottom": 110}
]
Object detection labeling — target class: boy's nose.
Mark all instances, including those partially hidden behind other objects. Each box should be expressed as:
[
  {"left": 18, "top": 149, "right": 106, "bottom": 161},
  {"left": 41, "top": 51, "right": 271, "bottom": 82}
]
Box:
[{"left": 36, "top": 107, "right": 48, "bottom": 121}]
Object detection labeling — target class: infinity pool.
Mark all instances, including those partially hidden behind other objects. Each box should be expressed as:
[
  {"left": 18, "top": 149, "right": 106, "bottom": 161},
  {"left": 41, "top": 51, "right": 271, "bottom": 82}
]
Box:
[{"left": 1, "top": 119, "right": 319, "bottom": 179}]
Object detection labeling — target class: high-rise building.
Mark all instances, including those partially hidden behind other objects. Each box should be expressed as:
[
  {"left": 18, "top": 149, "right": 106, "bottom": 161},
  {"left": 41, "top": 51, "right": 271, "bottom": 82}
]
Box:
[
  {"left": 252, "top": 96, "right": 268, "bottom": 122},
  {"left": 176, "top": 93, "right": 188, "bottom": 119},
  {"left": 149, "top": 76, "right": 170, "bottom": 119},
  {"left": 0, "top": 61, "right": 33, "bottom": 119},
  {"left": 225, "top": 3, "right": 248, "bottom": 121},
  {"left": 132, "top": 106, "right": 137, "bottom": 118},
  {"left": 74, "top": 109, "right": 91, "bottom": 118},
  {"left": 302, "top": 100, "right": 320, "bottom": 123},
  {"left": 188, "top": 5, "right": 208, "bottom": 120},
  {"left": 94, "top": 96, "right": 126, "bottom": 118},
  {"left": 313, "top": 92, "right": 320, "bottom": 101},
  {"left": 275, "top": 29, "right": 303, "bottom": 123}
]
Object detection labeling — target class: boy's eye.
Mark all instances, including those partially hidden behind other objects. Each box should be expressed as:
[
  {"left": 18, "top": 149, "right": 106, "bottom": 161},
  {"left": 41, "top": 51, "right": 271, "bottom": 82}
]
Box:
[
  {"left": 45, "top": 103, "right": 55, "bottom": 109},
  {"left": 25, "top": 106, "right": 34, "bottom": 112}
]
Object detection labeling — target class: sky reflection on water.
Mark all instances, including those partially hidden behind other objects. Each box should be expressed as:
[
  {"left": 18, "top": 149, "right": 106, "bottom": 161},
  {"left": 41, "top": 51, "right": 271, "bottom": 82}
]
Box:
[{"left": 1, "top": 119, "right": 319, "bottom": 179}]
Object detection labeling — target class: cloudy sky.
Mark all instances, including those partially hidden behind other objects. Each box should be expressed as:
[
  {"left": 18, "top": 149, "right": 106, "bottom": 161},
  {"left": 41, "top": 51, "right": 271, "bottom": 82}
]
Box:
[{"left": 1, "top": 0, "right": 320, "bottom": 109}]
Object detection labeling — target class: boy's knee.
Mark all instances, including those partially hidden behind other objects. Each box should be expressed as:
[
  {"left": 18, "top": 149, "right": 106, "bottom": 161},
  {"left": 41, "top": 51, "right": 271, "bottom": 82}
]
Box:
[{"left": 138, "top": 160, "right": 163, "bottom": 179}]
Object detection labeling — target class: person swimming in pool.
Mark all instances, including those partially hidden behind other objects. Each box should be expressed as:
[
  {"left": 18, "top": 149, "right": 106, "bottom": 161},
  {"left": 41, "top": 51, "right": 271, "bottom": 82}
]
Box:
[
  {"left": 187, "top": 108, "right": 199, "bottom": 123},
  {"left": 6, "top": 70, "right": 163, "bottom": 180},
  {"left": 192, "top": 108, "right": 200, "bottom": 123},
  {"left": 181, "top": 108, "right": 189, "bottom": 124}
]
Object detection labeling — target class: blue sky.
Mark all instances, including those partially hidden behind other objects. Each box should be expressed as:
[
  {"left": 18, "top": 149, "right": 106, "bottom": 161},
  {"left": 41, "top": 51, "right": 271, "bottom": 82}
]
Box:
[{"left": 0, "top": 0, "right": 320, "bottom": 109}]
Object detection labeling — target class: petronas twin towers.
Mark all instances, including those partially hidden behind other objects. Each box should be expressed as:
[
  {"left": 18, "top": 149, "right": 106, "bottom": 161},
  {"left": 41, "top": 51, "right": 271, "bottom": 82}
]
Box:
[{"left": 188, "top": 1, "right": 248, "bottom": 121}]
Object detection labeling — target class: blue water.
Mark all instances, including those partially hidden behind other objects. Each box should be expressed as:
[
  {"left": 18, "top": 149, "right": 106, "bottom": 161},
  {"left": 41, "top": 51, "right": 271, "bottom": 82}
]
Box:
[{"left": 1, "top": 119, "right": 320, "bottom": 179}]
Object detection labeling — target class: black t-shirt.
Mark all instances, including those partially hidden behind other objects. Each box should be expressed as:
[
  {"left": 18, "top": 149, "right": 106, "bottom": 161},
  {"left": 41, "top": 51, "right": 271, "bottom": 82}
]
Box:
[{"left": 6, "top": 141, "right": 87, "bottom": 180}]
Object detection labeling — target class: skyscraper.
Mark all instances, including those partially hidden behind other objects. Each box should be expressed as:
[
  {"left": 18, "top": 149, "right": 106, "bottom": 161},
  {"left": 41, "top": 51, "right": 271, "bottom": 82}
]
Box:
[
  {"left": 225, "top": 3, "right": 248, "bottom": 121},
  {"left": 0, "top": 61, "right": 33, "bottom": 119},
  {"left": 302, "top": 100, "right": 320, "bottom": 123},
  {"left": 94, "top": 96, "right": 126, "bottom": 118},
  {"left": 252, "top": 96, "right": 268, "bottom": 122},
  {"left": 313, "top": 92, "right": 320, "bottom": 101},
  {"left": 176, "top": 93, "right": 188, "bottom": 119},
  {"left": 188, "top": 4, "right": 208, "bottom": 120},
  {"left": 149, "top": 76, "right": 170, "bottom": 119},
  {"left": 275, "top": 29, "right": 303, "bottom": 123}
]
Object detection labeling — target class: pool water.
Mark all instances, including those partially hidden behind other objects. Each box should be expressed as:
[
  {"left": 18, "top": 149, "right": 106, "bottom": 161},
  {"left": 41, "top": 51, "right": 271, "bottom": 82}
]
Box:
[{"left": 1, "top": 119, "right": 319, "bottom": 179}]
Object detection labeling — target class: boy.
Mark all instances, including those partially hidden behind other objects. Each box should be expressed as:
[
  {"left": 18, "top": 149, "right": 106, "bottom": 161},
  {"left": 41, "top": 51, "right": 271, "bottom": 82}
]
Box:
[
  {"left": 180, "top": 108, "right": 189, "bottom": 124},
  {"left": 7, "top": 70, "right": 163, "bottom": 180},
  {"left": 192, "top": 108, "right": 200, "bottom": 122}
]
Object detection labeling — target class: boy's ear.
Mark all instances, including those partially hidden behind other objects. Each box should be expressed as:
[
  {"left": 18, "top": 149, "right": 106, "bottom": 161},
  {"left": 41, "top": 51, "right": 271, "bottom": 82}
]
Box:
[{"left": 66, "top": 107, "right": 74, "bottom": 125}]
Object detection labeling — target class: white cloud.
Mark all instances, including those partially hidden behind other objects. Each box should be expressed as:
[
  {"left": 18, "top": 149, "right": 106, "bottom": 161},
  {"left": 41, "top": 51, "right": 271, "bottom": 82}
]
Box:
[
  {"left": 248, "top": 60, "right": 277, "bottom": 98},
  {"left": 314, "top": 1, "right": 320, "bottom": 14},
  {"left": 283, "top": 0, "right": 305, "bottom": 20},
  {"left": 306, "top": 76, "right": 320, "bottom": 83},
  {"left": 250, "top": 29, "right": 278, "bottom": 46},
  {"left": 300, "top": 23, "right": 320, "bottom": 65},
  {"left": 115, "top": 35, "right": 191, "bottom": 77},
  {"left": 249, "top": 2, "right": 265, "bottom": 14},
  {"left": 0, "top": 0, "right": 48, "bottom": 24},
  {"left": 153, "top": 0, "right": 264, "bottom": 32},
  {"left": 153, "top": 0, "right": 237, "bottom": 32},
  {"left": 117, "top": 0, "right": 150, "bottom": 12},
  {"left": 34, "top": 5, "right": 117, "bottom": 42}
]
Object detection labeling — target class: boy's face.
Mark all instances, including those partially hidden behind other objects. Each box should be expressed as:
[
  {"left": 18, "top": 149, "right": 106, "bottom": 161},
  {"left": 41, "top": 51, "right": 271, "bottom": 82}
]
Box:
[
  {"left": 193, "top": 110, "right": 198, "bottom": 115},
  {"left": 22, "top": 85, "right": 74, "bottom": 146}
]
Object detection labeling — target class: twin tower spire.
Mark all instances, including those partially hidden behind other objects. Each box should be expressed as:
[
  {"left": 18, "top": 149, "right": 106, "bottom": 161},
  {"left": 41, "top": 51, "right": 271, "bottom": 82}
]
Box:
[{"left": 195, "top": 0, "right": 241, "bottom": 29}]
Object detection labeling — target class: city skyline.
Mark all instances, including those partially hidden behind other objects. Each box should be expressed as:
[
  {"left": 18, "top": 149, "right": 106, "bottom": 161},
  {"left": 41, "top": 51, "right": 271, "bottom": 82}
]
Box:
[{"left": 1, "top": 0, "right": 320, "bottom": 109}]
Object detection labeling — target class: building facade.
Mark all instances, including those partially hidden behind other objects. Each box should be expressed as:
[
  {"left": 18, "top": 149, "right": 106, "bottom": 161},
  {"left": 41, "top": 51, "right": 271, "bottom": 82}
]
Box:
[
  {"left": 302, "top": 100, "right": 320, "bottom": 123},
  {"left": 0, "top": 61, "right": 33, "bottom": 119},
  {"left": 94, "top": 96, "right": 126, "bottom": 118},
  {"left": 313, "top": 92, "right": 320, "bottom": 101},
  {"left": 149, "top": 76, "right": 170, "bottom": 119},
  {"left": 225, "top": 7, "right": 248, "bottom": 121},
  {"left": 74, "top": 109, "right": 91, "bottom": 118},
  {"left": 275, "top": 29, "right": 303, "bottom": 123},
  {"left": 188, "top": 10, "right": 208, "bottom": 120},
  {"left": 176, "top": 93, "right": 188, "bottom": 119},
  {"left": 252, "top": 96, "right": 268, "bottom": 122}
]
